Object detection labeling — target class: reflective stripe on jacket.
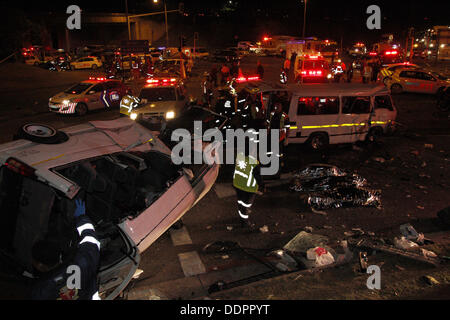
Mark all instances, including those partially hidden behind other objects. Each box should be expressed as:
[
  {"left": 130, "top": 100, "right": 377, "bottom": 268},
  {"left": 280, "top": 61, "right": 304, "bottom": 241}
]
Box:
[{"left": 233, "top": 153, "right": 259, "bottom": 193}]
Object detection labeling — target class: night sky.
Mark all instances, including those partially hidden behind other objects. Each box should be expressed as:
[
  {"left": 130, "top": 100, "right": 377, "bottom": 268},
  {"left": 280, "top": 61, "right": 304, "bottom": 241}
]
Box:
[{"left": 5, "top": 0, "right": 450, "bottom": 45}]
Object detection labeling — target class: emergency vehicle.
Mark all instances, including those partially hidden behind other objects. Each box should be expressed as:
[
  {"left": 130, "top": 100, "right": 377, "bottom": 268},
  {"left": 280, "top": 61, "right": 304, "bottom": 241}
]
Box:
[
  {"left": 259, "top": 35, "right": 300, "bottom": 56},
  {"left": 49, "top": 77, "right": 130, "bottom": 115},
  {"left": 70, "top": 56, "right": 103, "bottom": 70},
  {"left": 294, "top": 54, "right": 331, "bottom": 83},
  {"left": 348, "top": 43, "right": 367, "bottom": 57},
  {"left": 237, "top": 82, "right": 397, "bottom": 150},
  {"left": 377, "top": 62, "right": 420, "bottom": 85},
  {"left": 386, "top": 68, "right": 450, "bottom": 95},
  {"left": 120, "top": 76, "right": 187, "bottom": 123}
]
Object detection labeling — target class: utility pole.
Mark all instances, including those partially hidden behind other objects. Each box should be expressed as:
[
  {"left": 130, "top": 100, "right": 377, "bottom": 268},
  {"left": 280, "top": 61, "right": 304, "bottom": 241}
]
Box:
[
  {"left": 164, "top": 0, "right": 169, "bottom": 47},
  {"left": 302, "top": 0, "right": 307, "bottom": 38},
  {"left": 125, "top": 0, "right": 131, "bottom": 40}
]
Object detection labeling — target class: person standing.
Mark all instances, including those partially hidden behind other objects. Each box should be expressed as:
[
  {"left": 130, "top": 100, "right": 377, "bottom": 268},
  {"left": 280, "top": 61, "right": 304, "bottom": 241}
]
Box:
[
  {"left": 257, "top": 61, "right": 264, "bottom": 79},
  {"left": 221, "top": 64, "right": 230, "bottom": 85},
  {"left": 233, "top": 148, "right": 264, "bottom": 229},
  {"left": 31, "top": 199, "right": 101, "bottom": 300},
  {"left": 210, "top": 65, "right": 218, "bottom": 87}
]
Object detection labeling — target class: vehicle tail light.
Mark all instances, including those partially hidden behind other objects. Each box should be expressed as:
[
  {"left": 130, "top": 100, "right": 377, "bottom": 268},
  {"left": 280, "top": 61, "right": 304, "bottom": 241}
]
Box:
[
  {"left": 369, "top": 52, "right": 377, "bottom": 56},
  {"left": 4, "top": 158, "right": 35, "bottom": 177},
  {"left": 236, "top": 75, "right": 260, "bottom": 83},
  {"left": 146, "top": 79, "right": 159, "bottom": 84}
]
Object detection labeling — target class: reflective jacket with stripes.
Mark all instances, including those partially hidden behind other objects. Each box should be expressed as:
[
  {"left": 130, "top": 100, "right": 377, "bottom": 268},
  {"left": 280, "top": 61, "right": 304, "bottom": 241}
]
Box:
[
  {"left": 233, "top": 153, "right": 263, "bottom": 193},
  {"left": 31, "top": 215, "right": 101, "bottom": 300}
]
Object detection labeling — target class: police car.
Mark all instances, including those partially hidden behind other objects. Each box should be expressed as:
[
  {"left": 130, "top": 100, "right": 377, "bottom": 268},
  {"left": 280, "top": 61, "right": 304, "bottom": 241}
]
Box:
[
  {"left": 0, "top": 115, "right": 224, "bottom": 299},
  {"left": 378, "top": 62, "right": 419, "bottom": 85},
  {"left": 70, "top": 56, "right": 103, "bottom": 70},
  {"left": 120, "top": 76, "right": 187, "bottom": 122},
  {"left": 49, "top": 77, "right": 130, "bottom": 115},
  {"left": 386, "top": 68, "right": 450, "bottom": 95}
]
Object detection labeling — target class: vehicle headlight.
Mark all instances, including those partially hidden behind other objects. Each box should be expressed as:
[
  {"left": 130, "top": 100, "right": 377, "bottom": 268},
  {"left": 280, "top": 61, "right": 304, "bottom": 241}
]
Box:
[
  {"left": 130, "top": 112, "right": 138, "bottom": 120},
  {"left": 166, "top": 111, "right": 175, "bottom": 119},
  {"left": 327, "top": 74, "right": 332, "bottom": 79},
  {"left": 62, "top": 99, "right": 70, "bottom": 105}
]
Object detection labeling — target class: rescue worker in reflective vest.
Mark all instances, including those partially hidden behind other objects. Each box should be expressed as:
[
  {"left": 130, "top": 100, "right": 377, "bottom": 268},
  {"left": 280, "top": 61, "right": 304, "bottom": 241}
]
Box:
[
  {"left": 269, "top": 102, "right": 290, "bottom": 162},
  {"left": 233, "top": 148, "right": 264, "bottom": 229},
  {"left": 120, "top": 94, "right": 140, "bottom": 116},
  {"left": 31, "top": 199, "right": 101, "bottom": 300}
]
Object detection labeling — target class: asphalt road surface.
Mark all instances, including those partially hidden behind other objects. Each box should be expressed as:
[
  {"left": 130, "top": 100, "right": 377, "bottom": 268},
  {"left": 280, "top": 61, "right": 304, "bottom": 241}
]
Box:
[{"left": 0, "top": 55, "right": 449, "bottom": 300}]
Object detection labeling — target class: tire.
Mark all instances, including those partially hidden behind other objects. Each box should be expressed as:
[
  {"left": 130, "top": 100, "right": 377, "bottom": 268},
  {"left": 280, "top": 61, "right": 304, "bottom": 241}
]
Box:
[
  {"left": 92, "top": 64, "right": 98, "bottom": 70},
  {"left": 75, "top": 103, "right": 88, "bottom": 116},
  {"left": 15, "top": 123, "right": 68, "bottom": 144},
  {"left": 309, "top": 133, "right": 329, "bottom": 151},
  {"left": 390, "top": 83, "right": 403, "bottom": 94},
  {"left": 383, "top": 77, "right": 389, "bottom": 86}
]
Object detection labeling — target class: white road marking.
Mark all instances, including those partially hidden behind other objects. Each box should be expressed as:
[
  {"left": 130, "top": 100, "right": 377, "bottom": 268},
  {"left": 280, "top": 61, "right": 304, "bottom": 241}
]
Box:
[
  {"left": 170, "top": 225, "right": 193, "bottom": 246},
  {"left": 178, "top": 251, "right": 206, "bottom": 277}
]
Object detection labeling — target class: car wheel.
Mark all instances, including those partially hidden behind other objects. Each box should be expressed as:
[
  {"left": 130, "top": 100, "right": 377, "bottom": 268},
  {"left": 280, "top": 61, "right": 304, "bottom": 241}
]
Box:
[
  {"left": 383, "top": 77, "right": 390, "bottom": 85},
  {"left": 309, "top": 133, "right": 329, "bottom": 151},
  {"left": 92, "top": 64, "right": 98, "bottom": 70},
  {"left": 75, "top": 103, "right": 88, "bottom": 116},
  {"left": 15, "top": 123, "right": 69, "bottom": 144},
  {"left": 390, "top": 84, "right": 403, "bottom": 94}
]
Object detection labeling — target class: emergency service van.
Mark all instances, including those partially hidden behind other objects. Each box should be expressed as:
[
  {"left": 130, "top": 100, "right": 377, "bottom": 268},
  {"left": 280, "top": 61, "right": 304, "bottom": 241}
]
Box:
[
  {"left": 237, "top": 82, "right": 397, "bottom": 150},
  {"left": 286, "top": 84, "right": 397, "bottom": 149}
]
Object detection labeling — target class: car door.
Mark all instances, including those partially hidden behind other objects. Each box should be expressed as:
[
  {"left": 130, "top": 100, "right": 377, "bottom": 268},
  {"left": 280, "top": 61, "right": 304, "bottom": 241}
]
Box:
[
  {"left": 417, "top": 72, "right": 439, "bottom": 93},
  {"left": 400, "top": 70, "right": 422, "bottom": 92},
  {"left": 373, "top": 94, "right": 396, "bottom": 129},
  {"left": 86, "top": 83, "right": 105, "bottom": 110},
  {"left": 341, "top": 96, "right": 371, "bottom": 142}
]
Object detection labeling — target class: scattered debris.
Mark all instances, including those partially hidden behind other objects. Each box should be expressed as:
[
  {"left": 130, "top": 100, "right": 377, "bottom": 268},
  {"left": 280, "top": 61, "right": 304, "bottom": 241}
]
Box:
[
  {"left": 423, "top": 275, "right": 440, "bottom": 286},
  {"left": 132, "top": 269, "right": 144, "bottom": 279},
  {"left": 424, "top": 144, "right": 434, "bottom": 149},
  {"left": 373, "top": 157, "right": 386, "bottom": 163},
  {"left": 226, "top": 226, "right": 233, "bottom": 231},
  {"left": 306, "top": 247, "right": 335, "bottom": 266},
  {"left": 206, "top": 225, "right": 212, "bottom": 230},
  {"left": 268, "top": 250, "right": 298, "bottom": 272},
  {"left": 400, "top": 224, "right": 425, "bottom": 244},
  {"left": 359, "top": 251, "right": 369, "bottom": 272},
  {"left": 421, "top": 161, "right": 427, "bottom": 168},
  {"left": 291, "top": 164, "right": 381, "bottom": 210},
  {"left": 395, "top": 265, "right": 405, "bottom": 271},
  {"left": 421, "top": 248, "right": 438, "bottom": 258},
  {"left": 417, "top": 205, "right": 425, "bottom": 210},
  {"left": 311, "top": 207, "right": 327, "bottom": 215},
  {"left": 293, "top": 274, "right": 304, "bottom": 281},
  {"left": 305, "top": 226, "right": 314, "bottom": 233},
  {"left": 394, "top": 237, "right": 419, "bottom": 250},
  {"left": 259, "top": 225, "right": 269, "bottom": 233},
  {"left": 283, "top": 231, "right": 328, "bottom": 253},
  {"left": 221, "top": 255, "right": 229, "bottom": 260},
  {"left": 410, "top": 150, "right": 420, "bottom": 156}
]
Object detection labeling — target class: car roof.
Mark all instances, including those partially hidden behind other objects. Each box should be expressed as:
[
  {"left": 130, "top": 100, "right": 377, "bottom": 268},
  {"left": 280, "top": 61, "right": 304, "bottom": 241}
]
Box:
[
  {"left": 242, "top": 82, "right": 389, "bottom": 96},
  {"left": 0, "top": 119, "right": 161, "bottom": 197}
]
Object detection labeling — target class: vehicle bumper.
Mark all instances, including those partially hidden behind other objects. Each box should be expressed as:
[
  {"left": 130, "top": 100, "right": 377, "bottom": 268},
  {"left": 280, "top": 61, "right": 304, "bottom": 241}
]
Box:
[{"left": 49, "top": 102, "right": 77, "bottom": 114}]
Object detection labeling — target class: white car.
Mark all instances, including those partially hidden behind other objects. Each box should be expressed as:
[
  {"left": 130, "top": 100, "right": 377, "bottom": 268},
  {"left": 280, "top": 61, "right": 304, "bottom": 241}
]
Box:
[{"left": 0, "top": 113, "right": 225, "bottom": 299}]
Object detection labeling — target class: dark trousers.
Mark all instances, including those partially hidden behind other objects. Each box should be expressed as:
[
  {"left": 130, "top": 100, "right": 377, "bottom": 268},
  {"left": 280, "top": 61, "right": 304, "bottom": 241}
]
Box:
[{"left": 234, "top": 187, "right": 256, "bottom": 221}]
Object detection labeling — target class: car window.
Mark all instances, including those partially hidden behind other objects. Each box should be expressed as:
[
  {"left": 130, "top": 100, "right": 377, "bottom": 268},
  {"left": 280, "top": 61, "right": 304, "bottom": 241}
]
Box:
[
  {"left": 65, "top": 82, "right": 92, "bottom": 94},
  {"left": 297, "top": 97, "right": 339, "bottom": 115},
  {"left": 342, "top": 96, "right": 371, "bottom": 114},
  {"left": 420, "top": 73, "right": 436, "bottom": 81},
  {"left": 139, "top": 87, "right": 177, "bottom": 102},
  {"left": 303, "top": 60, "right": 327, "bottom": 69},
  {"left": 90, "top": 84, "right": 105, "bottom": 93},
  {"left": 105, "top": 81, "right": 120, "bottom": 90},
  {"left": 399, "top": 70, "right": 416, "bottom": 78},
  {"left": 374, "top": 95, "right": 394, "bottom": 111}
]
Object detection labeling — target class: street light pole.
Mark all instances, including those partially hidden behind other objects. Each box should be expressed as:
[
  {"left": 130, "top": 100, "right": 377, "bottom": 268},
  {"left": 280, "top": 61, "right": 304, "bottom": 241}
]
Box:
[
  {"left": 302, "top": 0, "right": 307, "bottom": 38},
  {"left": 164, "top": 0, "right": 169, "bottom": 47},
  {"left": 125, "top": 0, "right": 131, "bottom": 40}
]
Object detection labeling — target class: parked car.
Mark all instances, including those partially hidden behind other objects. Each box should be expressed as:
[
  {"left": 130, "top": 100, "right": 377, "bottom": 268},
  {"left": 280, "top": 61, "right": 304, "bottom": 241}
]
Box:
[
  {"left": 0, "top": 114, "right": 224, "bottom": 299},
  {"left": 211, "top": 50, "right": 240, "bottom": 63}
]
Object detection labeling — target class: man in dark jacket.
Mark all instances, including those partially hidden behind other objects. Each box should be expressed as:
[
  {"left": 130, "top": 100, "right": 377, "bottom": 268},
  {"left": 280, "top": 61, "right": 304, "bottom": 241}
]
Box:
[{"left": 31, "top": 199, "right": 101, "bottom": 300}]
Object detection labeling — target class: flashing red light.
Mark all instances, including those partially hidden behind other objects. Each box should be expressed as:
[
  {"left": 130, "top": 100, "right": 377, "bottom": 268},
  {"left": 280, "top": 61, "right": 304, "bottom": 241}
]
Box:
[
  {"left": 308, "top": 55, "right": 319, "bottom": 59},
  {"left": 369, "top": 52, "right": 377, "bottom": 56},
  {"left": 89, "top": 77, "right": 106, "bottom": 81},
  {"left": 385, "top": 50, "right": 398, "bottom": 55},
  {"left": 170, "top": 78, "right": 176, "bottom": 82},
  {"left": 236, "top": 75, "right": 260, "bottom": 83},
  {"left": 263, "top": 36, "right": 272, "bottom": 41}
]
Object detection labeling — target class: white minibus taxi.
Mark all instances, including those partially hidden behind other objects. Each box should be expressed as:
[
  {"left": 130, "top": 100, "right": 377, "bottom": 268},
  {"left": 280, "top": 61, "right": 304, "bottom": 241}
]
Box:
[{"left": 237, "top": 83, "right": 397, "bottom": 150}]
